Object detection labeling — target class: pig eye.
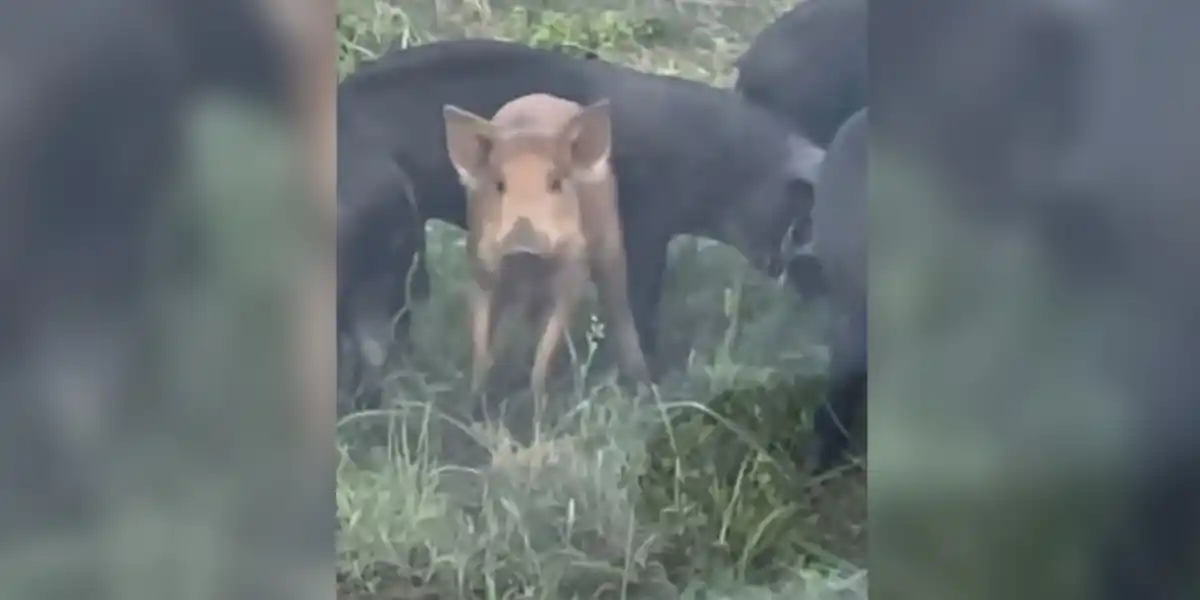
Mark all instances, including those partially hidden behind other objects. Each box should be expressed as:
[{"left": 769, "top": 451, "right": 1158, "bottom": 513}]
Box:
[
  {"left": 494, "top": 179, "right": 506, "bottom": 194},
  {"left": 548, "top": 177, "right": 563, "bottom": 193}
]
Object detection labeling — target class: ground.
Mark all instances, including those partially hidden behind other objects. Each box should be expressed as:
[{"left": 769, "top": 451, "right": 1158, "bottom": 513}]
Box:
[{"left": 335, "top": 0, "right": 868, "bottom": 597}]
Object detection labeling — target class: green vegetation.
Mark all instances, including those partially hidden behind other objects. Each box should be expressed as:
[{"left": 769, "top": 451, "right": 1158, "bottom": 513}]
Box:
[{"left": 336, "top": 1, "right": 868, "bottom": 597}]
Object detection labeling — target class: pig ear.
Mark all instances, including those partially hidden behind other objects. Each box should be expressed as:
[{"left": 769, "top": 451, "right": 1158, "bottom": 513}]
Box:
[
  {"left": 784, "top": 134, "right": 826, "bottom": 186},
  {"left": 443, "top": 105, "right": 495, "bottom": 188},
  {"left": 561, "top": 99, "right": 612, "bottom": 178}
]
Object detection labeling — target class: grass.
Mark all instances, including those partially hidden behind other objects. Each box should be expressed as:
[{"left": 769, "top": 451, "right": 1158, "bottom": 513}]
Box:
[{"left": 336, "top": 0, "right": 869, "bottom": 597}]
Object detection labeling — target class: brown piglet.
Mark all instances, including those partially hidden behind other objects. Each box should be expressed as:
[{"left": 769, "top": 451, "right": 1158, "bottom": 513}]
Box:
[{"left": 442, "top": 93, "right": 649, "bottom": 400}]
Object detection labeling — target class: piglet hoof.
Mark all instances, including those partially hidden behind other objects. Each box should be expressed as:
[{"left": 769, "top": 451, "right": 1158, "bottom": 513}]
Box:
[
  {"left": 627, "top": 381, "right": 653, "bottom": 400},
  {"left": 639, "top": 356, "right": 664, "bottom": 386},
  {"left": 615, "top": 368, "right": 653, "bottom": 397}
]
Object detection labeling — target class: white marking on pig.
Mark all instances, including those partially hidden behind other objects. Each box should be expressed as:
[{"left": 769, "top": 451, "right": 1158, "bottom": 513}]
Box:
[{"left": 785, "top": 134, "right": 827, "bottom": 184}]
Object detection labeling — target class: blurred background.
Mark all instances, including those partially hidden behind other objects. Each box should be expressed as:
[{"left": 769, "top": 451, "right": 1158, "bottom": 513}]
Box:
[
  {"left": 872, "top": 1, "right": 1200, "bottom": 599},
  {"left": 0, "top": 0, "right": 333, "bottom": 598}
]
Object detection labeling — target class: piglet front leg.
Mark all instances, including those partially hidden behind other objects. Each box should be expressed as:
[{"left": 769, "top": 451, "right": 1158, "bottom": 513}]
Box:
[
  {"left": 530, "top": 264, "right": 586, "bottom": 401},
  {"left": 469, "top": 280, "right": 496, "bottom": 396}
]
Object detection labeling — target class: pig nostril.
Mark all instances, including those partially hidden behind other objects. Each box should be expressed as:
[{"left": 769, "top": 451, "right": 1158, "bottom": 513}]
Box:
[{"left": 502, "top": 218, "right": 552, "bottom": 256}]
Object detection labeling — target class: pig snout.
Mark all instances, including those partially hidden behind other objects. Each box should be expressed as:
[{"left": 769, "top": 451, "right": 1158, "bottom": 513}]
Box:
[{"left": 500, "top": 217, "right": 554, "bottom": 257}]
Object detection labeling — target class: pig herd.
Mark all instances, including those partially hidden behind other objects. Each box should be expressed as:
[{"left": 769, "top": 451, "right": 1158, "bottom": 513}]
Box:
[{"left": 337, "top": 0, "right": 868, "bottom": 473}]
